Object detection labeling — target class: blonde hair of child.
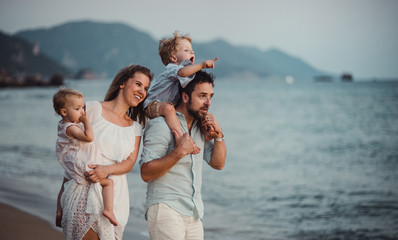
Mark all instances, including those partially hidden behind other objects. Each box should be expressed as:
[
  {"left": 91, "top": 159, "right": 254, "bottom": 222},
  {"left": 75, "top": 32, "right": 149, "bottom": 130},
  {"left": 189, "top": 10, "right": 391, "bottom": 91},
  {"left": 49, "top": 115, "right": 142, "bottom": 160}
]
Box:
[
  {"left": 53, "top": 88, "right": 84, "bottom": 116},
  {"left": 159, "top": 31, "right": 192, "bottom": 66}
]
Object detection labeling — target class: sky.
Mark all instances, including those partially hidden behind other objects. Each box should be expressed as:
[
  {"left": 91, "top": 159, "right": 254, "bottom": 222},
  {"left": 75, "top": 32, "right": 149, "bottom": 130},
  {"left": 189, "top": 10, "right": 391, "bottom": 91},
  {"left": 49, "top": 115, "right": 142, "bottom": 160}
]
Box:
[{"left": 1, "top": 0, "right": 397, "bottom": 79}]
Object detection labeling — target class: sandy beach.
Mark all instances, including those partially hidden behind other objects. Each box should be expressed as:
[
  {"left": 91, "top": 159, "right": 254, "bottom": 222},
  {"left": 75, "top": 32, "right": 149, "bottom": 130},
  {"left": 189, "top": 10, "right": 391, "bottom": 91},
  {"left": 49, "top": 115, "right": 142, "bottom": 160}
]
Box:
[
  {"left": 0, "top": 202, "right": 64, "bottom": 240},
  {"left": 0, "top": 176, "right": 148, "bottom": 240}
]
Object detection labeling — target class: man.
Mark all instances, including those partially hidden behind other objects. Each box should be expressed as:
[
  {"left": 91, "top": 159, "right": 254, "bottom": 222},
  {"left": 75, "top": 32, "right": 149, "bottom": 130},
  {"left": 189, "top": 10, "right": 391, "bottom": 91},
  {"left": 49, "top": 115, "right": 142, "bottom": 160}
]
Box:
[{"left": 140, "top": 70, "right": 227, "bottom": 240}]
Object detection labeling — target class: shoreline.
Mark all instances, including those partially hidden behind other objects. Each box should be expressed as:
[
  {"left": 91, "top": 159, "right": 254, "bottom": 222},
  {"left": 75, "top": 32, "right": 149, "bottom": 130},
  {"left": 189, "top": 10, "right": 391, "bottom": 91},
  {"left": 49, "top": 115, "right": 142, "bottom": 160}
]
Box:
[
  {"left": 0, "top": 202, "right": 64, "bottom": 239},
  {"left": 0, "top": 176, "right": 148, "bottom": 240}
]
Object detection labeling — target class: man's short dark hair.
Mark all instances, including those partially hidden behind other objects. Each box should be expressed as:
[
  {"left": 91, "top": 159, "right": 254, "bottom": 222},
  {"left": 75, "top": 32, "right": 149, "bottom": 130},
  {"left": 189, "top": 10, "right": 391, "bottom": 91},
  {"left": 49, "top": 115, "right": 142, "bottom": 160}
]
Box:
[
  {"left": 182, "top": 70, "right": 215, "bottom": 97},
  {"left": 176, "top": 71, "right": 215, "bottom": 107}
]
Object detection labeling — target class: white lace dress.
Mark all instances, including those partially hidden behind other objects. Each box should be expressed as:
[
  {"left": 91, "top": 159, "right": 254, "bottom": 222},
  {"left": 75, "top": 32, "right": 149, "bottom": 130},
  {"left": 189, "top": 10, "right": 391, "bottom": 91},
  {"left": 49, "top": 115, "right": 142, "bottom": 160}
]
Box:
[{"left": 60, "top": 101, "right": 143, "bottom": 240}]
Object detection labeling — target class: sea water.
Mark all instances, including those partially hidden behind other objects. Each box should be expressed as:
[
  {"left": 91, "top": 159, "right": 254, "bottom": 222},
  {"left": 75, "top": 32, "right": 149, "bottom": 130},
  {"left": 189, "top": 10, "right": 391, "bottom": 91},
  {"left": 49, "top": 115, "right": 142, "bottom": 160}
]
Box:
[{"left": 0, "top": 79, "right": 397, "bottom": 240}]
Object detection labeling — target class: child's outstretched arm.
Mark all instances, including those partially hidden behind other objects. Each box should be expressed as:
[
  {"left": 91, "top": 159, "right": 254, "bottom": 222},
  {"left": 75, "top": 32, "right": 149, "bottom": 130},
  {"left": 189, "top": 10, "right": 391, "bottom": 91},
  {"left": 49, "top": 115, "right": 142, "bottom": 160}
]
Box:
[
  {"left": 66, "top": 114, "right": 94, "bottom": 142},
  {"left": 178, "top": 57, "right": 218, "bottom": 77}
]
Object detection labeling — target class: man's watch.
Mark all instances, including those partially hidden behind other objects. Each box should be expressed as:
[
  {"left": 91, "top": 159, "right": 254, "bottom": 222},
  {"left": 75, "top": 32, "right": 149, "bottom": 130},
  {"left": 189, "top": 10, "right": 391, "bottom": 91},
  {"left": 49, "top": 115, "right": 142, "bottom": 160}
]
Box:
[{"left": 215, "top": 134, "right": 224, "bottom": 142}]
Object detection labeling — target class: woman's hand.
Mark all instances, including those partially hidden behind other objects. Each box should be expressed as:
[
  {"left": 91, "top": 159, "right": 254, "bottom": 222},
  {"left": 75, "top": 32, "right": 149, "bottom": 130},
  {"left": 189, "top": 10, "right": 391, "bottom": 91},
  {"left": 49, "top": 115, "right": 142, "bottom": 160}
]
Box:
[{"left": 85, "top": 164, "right": 110, "bottom": 183}]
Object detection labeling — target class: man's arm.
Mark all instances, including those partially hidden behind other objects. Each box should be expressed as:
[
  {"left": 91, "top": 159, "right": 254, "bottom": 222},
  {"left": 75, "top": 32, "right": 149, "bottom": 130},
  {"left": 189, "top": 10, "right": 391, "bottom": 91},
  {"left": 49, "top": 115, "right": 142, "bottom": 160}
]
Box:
[
  {"left": 208, "top": 138, "right": 226, "bottom": 170},
  {"left": 141, "top": 131, "right": 196, "bottom": 182},
  {"left": 202, "top": 113, "right": 226, "bottom": 170},
  {"left": 178, "top": 58, "right": 218, "bottom": 77}
]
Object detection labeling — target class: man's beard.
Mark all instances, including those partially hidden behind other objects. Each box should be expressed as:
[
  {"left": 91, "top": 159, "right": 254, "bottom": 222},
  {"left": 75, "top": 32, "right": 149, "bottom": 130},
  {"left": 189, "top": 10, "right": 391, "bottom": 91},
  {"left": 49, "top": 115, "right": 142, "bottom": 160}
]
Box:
[{"left": 187, "top": 98, "right": 206, "bottom": 121}]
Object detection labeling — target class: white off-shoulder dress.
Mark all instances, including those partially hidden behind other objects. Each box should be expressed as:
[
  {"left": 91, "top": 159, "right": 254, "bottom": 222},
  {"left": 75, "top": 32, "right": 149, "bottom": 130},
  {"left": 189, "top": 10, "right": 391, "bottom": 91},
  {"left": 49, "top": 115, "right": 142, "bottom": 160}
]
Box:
[{"left": 60, "top": 101, "right": 142, "bottom": 240}]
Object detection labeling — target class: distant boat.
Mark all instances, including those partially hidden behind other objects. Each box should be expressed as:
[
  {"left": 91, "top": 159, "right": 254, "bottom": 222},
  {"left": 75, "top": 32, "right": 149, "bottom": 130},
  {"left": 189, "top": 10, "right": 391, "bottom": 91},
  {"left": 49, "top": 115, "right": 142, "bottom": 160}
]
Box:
[
  {"left": 285, "top": 75, "right": 295, "bottom": 84},
  {"left": 341, "top": 72, "right": 353, "bottom": 82},
  {"left": 314, "top": 75, "right": 333, "bottom": 82}
]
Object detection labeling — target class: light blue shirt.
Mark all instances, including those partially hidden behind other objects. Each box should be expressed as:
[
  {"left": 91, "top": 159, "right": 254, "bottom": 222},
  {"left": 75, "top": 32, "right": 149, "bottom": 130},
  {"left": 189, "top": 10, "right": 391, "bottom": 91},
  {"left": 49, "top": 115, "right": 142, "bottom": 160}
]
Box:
[
  {"left": 143, "top": 59, "right": 195, "bottom": 109},
  {"left": 139, "top": 112, "right": 214, "bottom": 219}
]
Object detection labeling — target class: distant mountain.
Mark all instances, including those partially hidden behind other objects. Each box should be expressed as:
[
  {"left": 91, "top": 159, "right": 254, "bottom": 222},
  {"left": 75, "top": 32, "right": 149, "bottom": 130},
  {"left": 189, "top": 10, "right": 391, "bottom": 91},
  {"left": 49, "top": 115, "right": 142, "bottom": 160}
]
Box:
[
  {"left": 16, "top": 21, "right": 159, "bottom": 79},
  {"left": 195, "top": 39, "right": 323, "bottom": 79},
  {"left": 15, "top": 21, "right": 324, "bottom": 80},
  {"left": 0, "top": 31, "right": 71, "bottom": 78}
]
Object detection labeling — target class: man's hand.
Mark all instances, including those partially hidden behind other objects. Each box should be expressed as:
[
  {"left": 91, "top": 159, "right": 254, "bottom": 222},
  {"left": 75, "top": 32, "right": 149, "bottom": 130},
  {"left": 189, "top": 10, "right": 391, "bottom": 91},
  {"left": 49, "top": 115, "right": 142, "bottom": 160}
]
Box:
[
  {"left": 201, "top": 113, "right": 223, "bottom": 141},
  {"left": 172, "top": 130, "right": 199, "bottom": 156}
]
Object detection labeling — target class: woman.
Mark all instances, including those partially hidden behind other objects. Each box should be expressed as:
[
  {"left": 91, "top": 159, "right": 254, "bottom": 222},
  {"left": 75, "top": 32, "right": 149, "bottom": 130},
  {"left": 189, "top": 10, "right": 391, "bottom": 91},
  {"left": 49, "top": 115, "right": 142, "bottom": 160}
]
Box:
[{"left": 56, "top": 64, "right": 153, "bottom": 240}]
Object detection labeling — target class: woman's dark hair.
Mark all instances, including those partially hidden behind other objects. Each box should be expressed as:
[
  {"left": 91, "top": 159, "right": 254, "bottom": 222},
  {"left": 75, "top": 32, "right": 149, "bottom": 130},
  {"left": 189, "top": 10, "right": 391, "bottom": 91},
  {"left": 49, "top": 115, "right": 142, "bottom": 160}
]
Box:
[{"left": 104, "top": 64, "right": 154, "bottom": 127}]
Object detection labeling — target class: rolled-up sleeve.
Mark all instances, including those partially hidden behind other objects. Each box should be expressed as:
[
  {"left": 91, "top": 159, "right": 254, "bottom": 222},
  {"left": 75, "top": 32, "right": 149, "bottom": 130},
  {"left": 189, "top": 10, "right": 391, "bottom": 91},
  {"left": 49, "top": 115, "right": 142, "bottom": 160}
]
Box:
[
  {"left": 139, "top": 118, "right": 172, "bottom": 166},
  {"left": 203, "top": 140, "right": 214, "bottom": 164}
]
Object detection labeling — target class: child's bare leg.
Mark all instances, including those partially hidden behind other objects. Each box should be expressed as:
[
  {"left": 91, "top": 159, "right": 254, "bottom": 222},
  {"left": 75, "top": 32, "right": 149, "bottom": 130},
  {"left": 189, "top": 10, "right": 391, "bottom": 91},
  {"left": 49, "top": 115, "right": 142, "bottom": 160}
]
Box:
[
  {"left": 159, "top": 102, "right": 201, "bottom": 154},
  {"left": 99, "top": 178, "right": 118, "bottom": 226},
  {"left": 159, "top": 102, "right": 183, "bottom": 137}
]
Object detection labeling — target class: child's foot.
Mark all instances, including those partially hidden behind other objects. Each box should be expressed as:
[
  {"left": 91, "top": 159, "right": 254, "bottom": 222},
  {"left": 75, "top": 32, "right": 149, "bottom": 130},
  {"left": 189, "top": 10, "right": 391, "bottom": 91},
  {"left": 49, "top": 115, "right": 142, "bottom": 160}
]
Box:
[
  {"left": 192, "top": 145, "right": 201, "bottom": 155},
  {"left": 103, "top": 210, "right": 118, "bottom": 226}
]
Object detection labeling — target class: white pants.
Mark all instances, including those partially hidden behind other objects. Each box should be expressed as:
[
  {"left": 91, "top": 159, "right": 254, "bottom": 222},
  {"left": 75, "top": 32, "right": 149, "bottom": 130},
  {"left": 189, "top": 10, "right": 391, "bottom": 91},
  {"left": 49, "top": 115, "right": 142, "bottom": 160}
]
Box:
[{"left": 147, "top": 203, "right": 204, "bottom": 240}]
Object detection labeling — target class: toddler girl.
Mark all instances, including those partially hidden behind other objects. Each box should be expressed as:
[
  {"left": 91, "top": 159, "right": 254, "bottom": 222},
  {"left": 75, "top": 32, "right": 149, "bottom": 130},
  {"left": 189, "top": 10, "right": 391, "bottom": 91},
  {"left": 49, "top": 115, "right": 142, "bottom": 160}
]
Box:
[{"left": 53, "top": 88, "right": 118, "bottom": 226}]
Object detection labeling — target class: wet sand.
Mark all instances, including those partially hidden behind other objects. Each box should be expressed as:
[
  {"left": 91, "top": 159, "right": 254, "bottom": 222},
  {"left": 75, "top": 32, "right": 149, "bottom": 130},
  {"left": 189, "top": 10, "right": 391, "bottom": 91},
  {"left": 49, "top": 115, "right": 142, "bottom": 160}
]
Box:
[
  {"left": 0, "top": 202, "right": 64, "bottom": 240},
  {"left": 0, "top": 176, "right": 148, "bottom": 240}
]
